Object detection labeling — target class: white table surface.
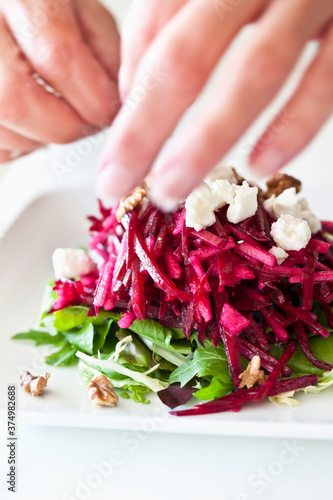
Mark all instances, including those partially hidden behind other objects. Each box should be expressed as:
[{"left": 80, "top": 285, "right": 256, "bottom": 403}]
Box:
[{"left": 1, "top": 1, "right": 333, "bottom": 499}]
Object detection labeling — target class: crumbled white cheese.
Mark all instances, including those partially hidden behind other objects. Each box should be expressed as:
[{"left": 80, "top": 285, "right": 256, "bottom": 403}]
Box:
[
  {"left": 210, "top": 179, "right": 234, "bottom": 209},
  {"left": 205, "top": 165, "right": 237, "bottom": 184},
  {"left": 269, "top": 246, "right": 289, "bottom": 265},
  {"left": 52, "top": 248, "right": 97, "bottom": 280},
  {"left": 185, "top": 182, "right": 218, "bottom": 231},
  {"left": 301, "top": 210, "right": 322, "bottom": 234},
  {"left": 273, "top": 188, "right": 303, "bottom": 219},
  {"left": 299, "top": 198, "right": 321, "bottom": 233},
  {"left": 299, "top": 198, "right": 309, "bottom": 211},
  {"left": 226, "top": 182, "right": 258, "bottom": 224},
  {"left": 270, "top": 215, "right": 311, "bottom": 251},
  {"left": 186, "top": 177, "right": 258, "bottom": 230},
  {"left": 264, "top": 190, "right": 321, "bottom": 234}
]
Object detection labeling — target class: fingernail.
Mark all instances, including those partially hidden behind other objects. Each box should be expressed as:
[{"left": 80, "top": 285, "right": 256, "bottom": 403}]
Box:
[
  {"left": 250, "top": 147, "right": 286, "bottom": 176},
  {"left": 149, "top": 166, "right": 195, "bottom": 212},
  {"left": 96, "top": 163, "right": 136, "bottom": 207}
]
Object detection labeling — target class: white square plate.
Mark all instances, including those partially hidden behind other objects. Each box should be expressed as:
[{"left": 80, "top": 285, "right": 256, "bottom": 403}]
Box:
[{"left": 1, "top": 189, "right": 333, "bottom": 439}]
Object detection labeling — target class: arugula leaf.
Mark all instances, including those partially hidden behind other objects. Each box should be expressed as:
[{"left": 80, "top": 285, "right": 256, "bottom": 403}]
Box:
[
  {"left": 64, "top": 322, "right": 95, "bottom": 354},
  {"left": 169, "top": 338, "right": 230, "bottom": 388},
  {"left": 12, "top": 330, "right": 64, "bottom": 346},
  {"left": 45, "top": 343, "right": 77, "bottom": 366}
]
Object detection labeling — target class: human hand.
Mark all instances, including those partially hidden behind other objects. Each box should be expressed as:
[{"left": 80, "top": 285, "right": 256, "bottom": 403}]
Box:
[
  {"left": 0, "top": 0, "right": 120, "bottom": 163},
  {"left": 98, "top": 0, "right": 333, "bottom": 210}
]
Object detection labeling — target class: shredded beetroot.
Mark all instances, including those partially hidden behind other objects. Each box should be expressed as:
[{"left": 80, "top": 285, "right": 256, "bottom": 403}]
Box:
[
  {"left": 48, "top": 195, "right": 333, "bottom": 416},
  {"left": 221, "top": 303, "right": 250, "bottom": 336},
  {"left": 294, "top": 321, "right": 333, "bottom": 371},
  {"left": 170, "top": 374, "right": 318, "bottom": 416}
]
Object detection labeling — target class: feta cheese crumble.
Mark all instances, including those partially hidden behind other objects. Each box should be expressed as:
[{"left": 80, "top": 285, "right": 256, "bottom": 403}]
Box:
[
  {"left": 52, "top": 248, "right": 97, "bottom": 280},
  {"left": 204, "top": 165, "right": 237, "bottom": 184},
  {"left": 185, "top": 182, "right": 219, "bottom": 231},
  {"left": 185, "top": 176, "right": 258, "bottom": 230},
  {"left": 270, "top": 214, "right": 311, "bottom": 251},
  {"left": 268, "top": 246, "right": 289, "bottom": 265},
  {"left": 263, "top": 188, "right": 321, "bottom": 234},
  {"left": 226, "top": 181, "right": 258, "bottom": 224}
]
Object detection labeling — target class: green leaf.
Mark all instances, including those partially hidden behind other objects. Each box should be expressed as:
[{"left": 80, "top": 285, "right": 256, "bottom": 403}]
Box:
[
  {"left": 194, "top": 377, "right": 232, "bottom": 401},
  {"left": 54, "top": 307, "right": 90, "bottom": 331},
  {"left": 128, "top": 318, "right": 192, "bottom": 354},
  {"left": 116, "top": 329, "right": 155, "bottom": 368},
  {"left": 77, "top": 360, "right": 151, "bottom": 404},
  {"left": 170, "top": 338, "right": 230, "bottom": 388},
  {"left": 309, "top": 334, "right": 333, "bottom": 365},
  {"left": 45, "top": 344, "right": 77, "bottom": 366},
  {"left": 93, "top": 320, "right": 113, "bottom": 354},
  {"left": 269, "top": 337, "right": 329, "bottom": 376},
  {"left": 119, "top": 391, "right": 130, "bottom": 400},
  {"left": 124, "top": 384, "right": 150, "bottom": 404},
  {"left": 64, "top": 322, "right": 95, "bottom": 354},
  {"left": 128, "top": 318, "right": 173, "bottom": 348},
  {"left": 170, "top": 327, "right": 186, "bottom": 340},
  {"left": 12, "top": 330, "right": 64, "bottom": 346}
]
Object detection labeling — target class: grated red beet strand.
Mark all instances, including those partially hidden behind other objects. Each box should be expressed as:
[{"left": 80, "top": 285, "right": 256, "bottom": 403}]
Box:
[{"left": 294, "top": 321, "right": 333, "bottom": 371}]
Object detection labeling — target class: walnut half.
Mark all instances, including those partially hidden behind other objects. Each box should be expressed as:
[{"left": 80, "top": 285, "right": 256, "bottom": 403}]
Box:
[
  {"left": 116, "top": 184, "right": 147, "bottom": 222},
  {"left": 264, "top": 173, "right": 302, "bottom": 199},
  {"left": 239, "top": 356, "right": 266, "bottom": 389},
  {"left": 87, "top": 374, "right": 119, "bottom": 407},
  {"left": 20, "top": 370, "right": 50, "bottom": 397}
]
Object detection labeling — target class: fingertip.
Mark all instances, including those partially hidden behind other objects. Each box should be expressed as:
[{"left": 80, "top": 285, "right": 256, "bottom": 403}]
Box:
[
  {"left": 249, "top": 146, "right": 287, "bottom": 177},
  {"left": 96, "top": 162, "right": 138, "bottom": 204},
  {"left": 148, "top": 164, "right": 200, "bottom": 212}
]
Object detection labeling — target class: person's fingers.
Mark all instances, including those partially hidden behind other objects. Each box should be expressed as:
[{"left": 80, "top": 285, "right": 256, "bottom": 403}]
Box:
[
  {"left": 148, "top": 0, "right": 333, "bottom": 208},
  {"left": 73, "top": 0, "right": 121, "bottom": 82},
  {"left": 250, "top": 24, "right": 333, "bottom": 175},
  {"left": 119, "top": 0, "right": 189, "bottom": 101},
  {"left": 98, "top": 0, "right": 265, "bottom": 202},
  {"left": 0, "top": 124, "right": 42, "bottom": 151},
  {"left": 0, "top": 17, "right": 89, "bottom": 144},
  {"left": 3, "top": 0, "right": 120, "bottom": 128}
]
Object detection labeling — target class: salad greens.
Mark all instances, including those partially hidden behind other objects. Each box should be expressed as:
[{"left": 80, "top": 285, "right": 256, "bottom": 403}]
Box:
[{"left": 13, "top": 282, "right": 333, "bottom": 406}]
